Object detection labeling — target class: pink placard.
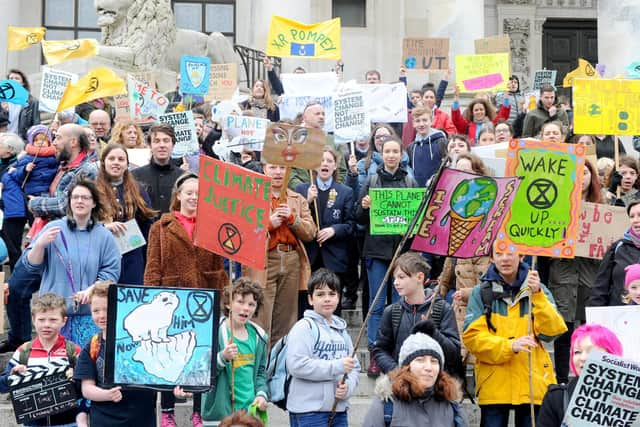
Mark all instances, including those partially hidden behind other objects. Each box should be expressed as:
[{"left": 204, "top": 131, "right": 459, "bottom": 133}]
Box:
[{"left": 462, "top": 73, "right": 504, "bottom": 91}]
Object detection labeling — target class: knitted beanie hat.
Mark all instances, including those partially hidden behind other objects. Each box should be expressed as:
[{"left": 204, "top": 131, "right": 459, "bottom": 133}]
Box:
[
  {"left": 27, "top": 124, "right": 52, "bottom": 145},
  {"left": 398, "top": 331, "right": 445, "bottom": 367},
  {"left": 624, "top": 264, "right": 640, "bottom": 289}
]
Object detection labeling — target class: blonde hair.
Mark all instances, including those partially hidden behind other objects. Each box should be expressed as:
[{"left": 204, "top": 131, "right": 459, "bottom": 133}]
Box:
[{"left": 32, "top": 293, "right": 67, "bottom": 318}]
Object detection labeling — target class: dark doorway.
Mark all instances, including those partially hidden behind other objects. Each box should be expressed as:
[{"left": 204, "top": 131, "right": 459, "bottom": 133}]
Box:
[{"left": 542, "top": 19, "right": 597, "bottom": 98}]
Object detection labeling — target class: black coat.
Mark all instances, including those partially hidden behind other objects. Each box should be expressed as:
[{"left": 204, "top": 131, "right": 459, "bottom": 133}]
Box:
[
  {"left": 17, "top": 97, "right": 41, "bottom": 141},
  {"left": 131, "top": 159, "right": 184, "bottom": 214},
  {"left": 537, "top": 378, "right": 578, "bottom": 427},
  {"left": 589, "top": 237, "right": 640, "bottom": 306},
  {"left": 295, "top": 181, "right": 355, "bottom": 273}
]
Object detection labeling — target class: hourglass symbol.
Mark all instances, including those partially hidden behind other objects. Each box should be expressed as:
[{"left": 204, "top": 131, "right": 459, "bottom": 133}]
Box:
[{"left": 618, "top": 111, "right": 629, "bottom": 131}]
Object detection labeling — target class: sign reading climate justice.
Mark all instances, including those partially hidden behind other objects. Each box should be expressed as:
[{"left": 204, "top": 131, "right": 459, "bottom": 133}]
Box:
[{"left": 496, "top": 139, "right": 585, "bottom": 258}]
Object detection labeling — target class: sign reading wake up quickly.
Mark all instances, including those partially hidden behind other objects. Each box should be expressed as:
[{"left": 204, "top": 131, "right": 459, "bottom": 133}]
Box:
[{"left": 495, "top": 139, "right": 586, "bottom": 258}]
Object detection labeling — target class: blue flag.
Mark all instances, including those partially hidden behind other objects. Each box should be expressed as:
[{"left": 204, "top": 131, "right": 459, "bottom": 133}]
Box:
[
  {"left": 290, "top": 43, "right": 315, "bottom": 57},
  {"left": 180, "top": 56, "right": 211, "bottom": 96},
  {"left": 0, "top": 79, "right": 29, "bottom": 105}
]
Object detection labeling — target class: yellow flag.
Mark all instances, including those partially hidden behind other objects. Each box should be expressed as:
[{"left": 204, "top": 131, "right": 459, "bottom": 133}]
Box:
[
  {"left": 7, "top": 26, "right": 46, "bottom": 51},
  {"left": 266, "top": 16, "right": 341, "bottom": 60},
  {"left": 57, "top": 67, "right": 126, "bottom": 112},
  {"left": 562, "top": 58, "right": 598, "bottom": 87},
  {"left": 41, "top": 39, "right": 98, "bottom": 66}
]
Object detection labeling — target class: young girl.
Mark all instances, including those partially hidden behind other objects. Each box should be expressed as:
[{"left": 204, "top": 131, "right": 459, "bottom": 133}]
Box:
[
  {"left": 200, "top": 278, "right": 268, "bottom": 423},
  {"left": 540, "top": 120, "right": 565, "bottom": 142},
  {"left": 623, "top": 264, "right": 640, "bottom": 305},
  {"left": 476, "top": 126, "right": 496, "bottom": 146},
  {"left": 451, "top": 86, "right": 510, "bottom": 145}
]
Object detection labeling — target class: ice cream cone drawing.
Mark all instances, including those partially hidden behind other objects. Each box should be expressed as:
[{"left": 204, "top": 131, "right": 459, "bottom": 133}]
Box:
[{"left": 445, "top": 177, "right": 498, "bottom": 255}]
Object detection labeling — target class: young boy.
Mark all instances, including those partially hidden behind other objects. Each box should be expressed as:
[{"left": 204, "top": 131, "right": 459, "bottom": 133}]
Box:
[
  {"left": 407, "top": 106, "right": 447, "bottom": 187},
  {"left": 200, "top": 277, "right": 269, "bottom": 423},
  {"left": 73, "top": 281, "right": 156, "bottom": 427},
  {"left": 0, "top": 293, "right": 82, "bottom": 427},
  {"left": 371, "top": 251, "right": 461, "bottom": 377},
  {"left": 286, "top": 268, "right": 360, "bottom": 427}
]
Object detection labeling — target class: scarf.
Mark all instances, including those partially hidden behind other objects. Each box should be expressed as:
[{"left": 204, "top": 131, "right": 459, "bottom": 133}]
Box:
[
  {"left": 625, "top": 228, "right": 640, "bottom": 248},
  {"left": 249, "top": 97, "right": 268, "bottom": 119}
]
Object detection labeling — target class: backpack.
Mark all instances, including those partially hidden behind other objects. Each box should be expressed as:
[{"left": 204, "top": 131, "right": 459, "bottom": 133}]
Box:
[
  {"left": 19, "top": 339, "right": 78, "bottom": 367},
  {"left": 368, "top": 172, "right": 414, "bottom": 190},
  {"left": 383, "top": 399, "right": 465, "bottom": 427}
]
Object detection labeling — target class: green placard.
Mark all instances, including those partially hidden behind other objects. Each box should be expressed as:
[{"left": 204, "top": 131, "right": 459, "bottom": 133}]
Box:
[{"left": 369, "top": 188, "right": 426, "bottom": 235}]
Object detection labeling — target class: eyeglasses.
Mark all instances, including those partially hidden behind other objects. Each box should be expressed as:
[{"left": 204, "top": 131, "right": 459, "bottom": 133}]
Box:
[{"left": 71, "top": 195, "right": 93, "bottom": 201}]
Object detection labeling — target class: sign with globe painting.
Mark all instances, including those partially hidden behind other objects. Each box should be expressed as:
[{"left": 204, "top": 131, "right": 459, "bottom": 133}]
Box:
[
  {"left": 411, "top": 168, "right": 521, "bottom": 258},
  {"left": 495, "top": 139, "right": 586, "bottom": 258}
]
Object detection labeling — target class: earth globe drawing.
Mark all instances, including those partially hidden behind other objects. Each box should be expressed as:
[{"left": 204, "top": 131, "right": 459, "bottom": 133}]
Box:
[{"left": 404, "top": 56, "right": 417, "bottom": 69}]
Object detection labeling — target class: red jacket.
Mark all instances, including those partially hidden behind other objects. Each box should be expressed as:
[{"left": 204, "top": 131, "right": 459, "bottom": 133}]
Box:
[
  {"left": 451, "top": 104, "right": 511, "bottom": 145},
  {"left": 402, "top": 108, "right": 458, "bottom": 148}
]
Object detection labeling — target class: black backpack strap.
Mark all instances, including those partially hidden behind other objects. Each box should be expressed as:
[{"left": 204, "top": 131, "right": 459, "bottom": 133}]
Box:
[
  {"left": 431, "top": 298, "right": 445, "bottom": 329},
  {"left": 391, "top": 304, "right": 403, "bottom": 343},
  {"left": 562, "top": 385, "right": 570, "bottom": 413},
  {"left": 480, "top": 281, "right": 497, "bottom": 333}
]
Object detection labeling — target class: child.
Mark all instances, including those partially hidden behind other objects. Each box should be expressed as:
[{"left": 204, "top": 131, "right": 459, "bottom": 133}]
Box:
[
  {"left": 200, "top": 277, "right": 269, "bottom": 423},
  {"left": 407, "top": 107, "right": 447, "bottom": 187},
  {"left": 371, "top": 251, "right": 461, "bottom": 378},
  {"left": 73, "top": 281, "right": 156, "bottom": 427},
  {"left": 623, "top": 264, "right": 640, "bottom": 305},
  {"left": 286, "top": 268, "right": 360, "bottom": 427},
  {"left": 0, "top": 293, "right": 82, "bottom": 427}
]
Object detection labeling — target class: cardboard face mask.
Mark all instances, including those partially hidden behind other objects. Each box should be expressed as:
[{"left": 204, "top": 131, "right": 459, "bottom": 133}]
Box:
[{"left": 262, "top": 122, "right": 325, "bottom": 169}]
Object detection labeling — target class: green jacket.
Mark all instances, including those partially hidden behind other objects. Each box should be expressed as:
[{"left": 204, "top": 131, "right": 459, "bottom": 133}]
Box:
[
  {"left": 288, "top": 134, "right": 348, "bottom": 190},
  {"left": 201, "top": 318, "right": 269, "bottom": 421}
]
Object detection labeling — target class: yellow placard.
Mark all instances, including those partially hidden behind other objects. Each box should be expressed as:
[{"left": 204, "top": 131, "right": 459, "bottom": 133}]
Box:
[
  {"left": 42, "top": 39, "right": 98, "bottom": 66},
  {"left": 266, "top": 16, "right": 341, "bottom": 60},
  {"left": 57, "top": 67, "right": 126, "bottom": 112},
  {"left": 573, "top": 78, "right": 640, "bottom": 136},
  {"left": 455, "top": 53, "right": 510, "bottom": 93},
  {"left": 7, "top": 26, "right": 45, "bottom": 51}
]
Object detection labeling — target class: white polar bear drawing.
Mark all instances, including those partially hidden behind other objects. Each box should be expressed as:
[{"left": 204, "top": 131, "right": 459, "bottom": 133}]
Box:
[{"left": 123, "top": 292, "right": 179, "bottom": 343}]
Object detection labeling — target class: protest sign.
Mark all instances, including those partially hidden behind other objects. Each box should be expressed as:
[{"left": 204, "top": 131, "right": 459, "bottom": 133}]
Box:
[
  {"left": 195, "top": 156, "right": 271, "bottom": 269},
  {"left": 105, "top": 284, "right": 220, "bottom": 391},
  {"left": 369, "top": 188, "right": 426, "bottom": 235},
  {"left": 113, "top": 219, "right": 146, "bottom": 255},
  {"left": 180, "top": 56, "right": 211, "bottom": 95},
  {"left": 495, "top": 139, "right": 586, "bottom": 258},
  {"left": 402, "top": 38, "right": 449, "bottom": 70},
  {"left": 586, "top": 307, "right": 640, "bottom": 362},
  {"left": 39, "top": 67, "right": 78, "bottom": 113},
  {"left": 9, "top": 365, "right": 77, "bottom": 424},
  {"left": 127, "top": 148, "right": 151, "bottom": 168},
  {"left": 159, "top": 110, "right": 199, "bottom": 158},
  {"left": 279, "top": 94, "right": 334, "bottom": 132},
  {"left": 573, "top": 78, "right": 640, "bottom": 135},
  {"left": 563, "top": 351, "right": 640, "bottom": 426},
  {"left": 563, "top": 58, "right": 599, "bottom": 87},
  {"left": 281, "top": 72, "right": 338, "bottom": 96},
  {"left": 576, "top": 202, "right": 627, "bottom": 259},
  {"left": 205, "top": 63, "right": 237, "bottom": 102},
  {"left": 223, "top": 115, "right": 270, "bottom": 151},
  {"left": 532, "top": 69, "right": 557, "bottom": 90},
  {"left": 455, "top": 53, "right": 510, "bottom": 93},
  {"left": 360, "top": 83, "right": 408, "bottom": 123},
  {"left": 411, "top": 168, "right": 521, "bottom": 258},
  {"left": 113, "top": 94, "right": 130, "bottom": 123},
  {"left": 128, "top": 76, "right": 169, "bottom": 122},
  {"left": 262, "top": 122, "right": 325, "bottom": 170},
  {"left": 474, "top": 35, "right": 510, "bottom": 54},
  {"left": 266, "top": 15, "right": 341, "bottom": 60},
  {"left": 332, "top": 86, "right": 369, "bottom": 144}
]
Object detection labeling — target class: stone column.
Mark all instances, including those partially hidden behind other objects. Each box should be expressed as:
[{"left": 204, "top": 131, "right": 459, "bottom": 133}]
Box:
[{"left": 497, "top": 2, "right": 536, "bottom": 91}]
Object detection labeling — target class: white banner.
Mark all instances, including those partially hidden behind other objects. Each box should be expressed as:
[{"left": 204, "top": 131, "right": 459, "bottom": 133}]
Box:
[
  {"left": 223, "top": 115, "right": 270, "bottom": 151},
  {"left": 158, "top": 111, "right": 199, "bottom": 158},
  {"left": 279, "top": 94, "right": 334, "bottom": 133},
  {"left": 39, "top": 66, "right": 78, "bottom": 114},
  {"left": 359, "top": 83, "right": 408, "bottom": 123},
  {"left": 281, "top": 72, "right": 338, "bottom": 96},
  {"left": 586, "top": 305, "right": 640, "bottom": 362},
  {"left": 333, "top": 85, "right": 370, "bottom": 144}
]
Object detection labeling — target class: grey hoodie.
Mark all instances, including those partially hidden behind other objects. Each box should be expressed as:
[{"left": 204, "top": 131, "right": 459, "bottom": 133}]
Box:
[{"left": 285, "top": 310, "right": 361, "bottom": 413}]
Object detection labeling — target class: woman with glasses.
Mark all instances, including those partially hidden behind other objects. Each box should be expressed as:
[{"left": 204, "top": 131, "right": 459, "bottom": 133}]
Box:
[
  {"left": 20, "top": 179, "right": 121, "bottom": 345},
  {"left": 82, "top": 126, "right": 100, "bottom": 162}
]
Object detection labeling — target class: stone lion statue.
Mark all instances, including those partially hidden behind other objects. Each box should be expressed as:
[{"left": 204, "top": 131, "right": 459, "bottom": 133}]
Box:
[{"left": 95, "top": 0, "right": 238, "bottom": 73}]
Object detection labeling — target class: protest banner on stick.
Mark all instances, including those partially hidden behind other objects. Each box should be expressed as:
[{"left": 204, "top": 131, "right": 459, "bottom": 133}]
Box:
[
  {"left": 369, "top": 188, "right": 426, "bottom": 235},
  {"left": 402, "top": 38, "right": 449, "bottom": 70},
  {"left": 455, "top": 53, "right": 510, "bottom": 93},
  {"left": 158, "top": 110, "right": 199, "bottom": 158},
  {"left": 223, "top": 115, "right": 270, "bottom": 152},
  {"left": 205, "top": 63, "right": 238, "bottom": 102},
  {"left": 266, "top": 16, "right": 341, "bottom": 60},
  {"left": 532, "top": 69, "right": 558, "bottom": 90},
  {"left": 262, "top": 122, "right": 325, "bottom": 170},
  {"left": 575, "top": 202, "right": 627, "bottom": 259},
  {"left": 39, "top": 67, "right": 77, "bottom": 113},
  {"left": 332, "top": 86, "right": 370, "bottom": 144}
]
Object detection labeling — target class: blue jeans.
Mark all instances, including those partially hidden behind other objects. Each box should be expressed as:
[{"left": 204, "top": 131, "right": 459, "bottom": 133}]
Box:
[
  {"left": 366, "top": 258, "right": 399, "bottom": 346},
  {"left": 223, "top": 257, "right": 242, "bottom": 280},
  {"left": 289, "top": 411, "right": 348, "bottom": 427},
  {"left": 7, "top": 261, "right": 41, "bottom": 345},
  {"left": 480, "top": 404, "right": 539, "bottom": 427}
]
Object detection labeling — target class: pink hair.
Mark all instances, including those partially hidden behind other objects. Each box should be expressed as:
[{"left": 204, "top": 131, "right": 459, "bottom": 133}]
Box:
[{"left": 569, "top": 324, "right": 623, "bottom": 376}]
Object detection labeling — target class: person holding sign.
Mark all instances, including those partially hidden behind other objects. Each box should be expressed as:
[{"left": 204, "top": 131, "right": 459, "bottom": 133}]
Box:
[
  {"left": 604, "top": 155, "right": 640, "bottom": 207},
  {"left": 354, "top": 136, "right": 418, "bottom": 377},
  {"left": 462, "top": 247, "right": 567, "bottom": 427},
  {"left": 242, "top": 79, "right": 280, "bottom": 122},
  {"left": 537, "top": 324, "right": 623, "bottom": 427},
  {"left": 451, "top": 86, "right": 510, "bottom": 145},
  {"left": 407, "top": 106, "right": 447, "bottom": 187},
  {"left": 494, "top": 75, "right": 525, "bottom": 127},
  {"left": 522, "top": 85, "right": 568, "bottom": 138}
]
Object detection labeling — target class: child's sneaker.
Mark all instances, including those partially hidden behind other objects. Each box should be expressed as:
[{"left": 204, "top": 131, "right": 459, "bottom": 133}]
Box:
[
  {"left": 191, "top": 412, "right": 204, "bottom": 427},
  {"left": 161, "top": 412, "right": 177, "bottom": 427}
]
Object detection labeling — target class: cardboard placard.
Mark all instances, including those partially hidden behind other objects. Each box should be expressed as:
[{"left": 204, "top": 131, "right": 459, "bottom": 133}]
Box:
[
  {"left": 158, "top": 111, "right": 199, "bottom": 158},
  {"left": 195, "top": 156, "right": 271, "bottom": 270},
  {"left": 223, "top": 115, "right": 270, "bottom": 152},
  {"left": 474, "top": 34, "right": 511, "bottom": 54},
  {"left": 105, "top": 284, "right": 219, "bottom": 391},
  {"left": 402, "top": 38, "right": 449, "bottom": 70},
  {"left": 127, "top": 75, "right": 169, "bottom": 122},
  {"left": 369, "top": 188, "right": 426, "bottom": 235},
  {"left": 9, "top": 365, "right": 77, "bottom": 424},
  {"left": 532, "top": 69, "right": 558, "bottom": 90},
  {"left": 205, "top": 63, "right": 238, "bottom": 102},
  {"left": 575, "top": 202, "right": 627, "bottom": 259},
  {"left": 262, "top": 122, "right": 325, "bottom": 170},
  {"left": 455, "top": 53, "right": 510, "bottom": 93},
  {"left": 113, "top": 94, "right": 131, "bottom": 123}
]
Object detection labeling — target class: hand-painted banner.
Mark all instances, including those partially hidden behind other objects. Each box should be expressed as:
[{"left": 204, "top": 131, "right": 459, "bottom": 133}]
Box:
[
  {"left": 532, "top": 69, "right": 557, "bottom": 90},
  {"left": 223, "top": 115, "right": 270, "bottom": 151},
  {"left": 41, "top": 39, "right": 98, "bottom": 66},
  {"left": 474, "top": 35, "right": 510, "bottom": 54},
  {"left": 576, "top": 202, "right": 627, "bottom": 259},
  {"left": 573, "top": 78, "right": 640, "bottom": 135},
  {"left": 195, "top": 156, "right": 271, "bottom": 269},
  {"left": 7, "top": 26, "right": 45, "bottom": 51},
  {"left": 205, "top": 63, "right": 237, "bottom": 102},
  {"left": 180, "top": 56, "right": 211, "bottom": 95},
  {"left": 128, "top": 75, "right": 169, "bottom": 122},
  {"left": 495, "top": 139, "right": 586, "bottom": 258},
  {"left": 279, "top": 94, "right": 334, "bottom": 133},
  {"left": 105, "top": 284, "right": 219, "bottom": 391},
  {"left": 370, "top": 188, "right": 426, "bottom": 235},
  {"left": 332, "top": 86, "right": 370, "bottom": 144},
  {"left": 39, "top": 67, "right": 77, "bottom": 113},
  {"left": 359, "top": 83, "right": 408, "bottom": 123},
  {"left": 159, "top": 111, "right": 199, "bottom": 158},
  {"left": 411, "top": 168, "right": 521, "bottom": 258},
  {"left": 402, "top": 38, "right": 449, "bottom": 70},
  {"left": 563, "top": 350, "right": 640, "bottom": 426},
  {"left": 0, "top": 79, "right": 29, "bottom": 106},
  {"left": 262, "top": 122, "right": 325, "bottom": 170},
  {"left": 266, "top": 16, "right": 341, "bottom": 60},
  {"left": 455, "top": 53, "right": 510, "bottom": 93}
]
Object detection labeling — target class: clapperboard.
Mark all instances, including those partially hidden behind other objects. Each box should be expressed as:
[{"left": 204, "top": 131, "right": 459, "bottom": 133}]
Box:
[{"left": 9, "top": 362, "right": 77, "bottom": 424}]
